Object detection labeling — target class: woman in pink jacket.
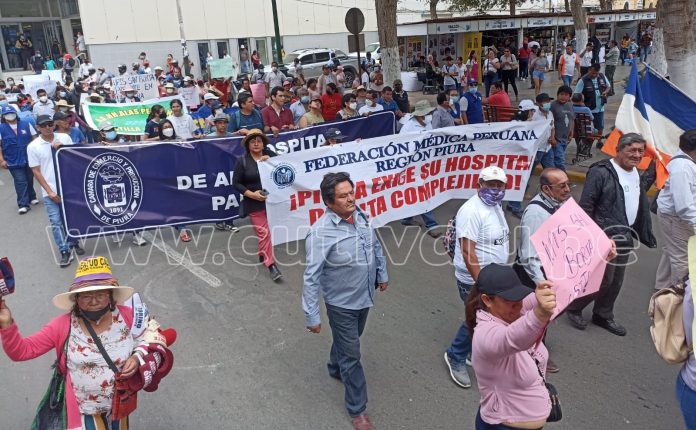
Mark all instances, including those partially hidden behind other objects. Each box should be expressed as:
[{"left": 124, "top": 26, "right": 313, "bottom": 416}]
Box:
[
  {"left": 466, "top": 263, "right": 557, "bottom": 429},
  {"left": 0, "top": 256, "right": 144, "bottom": 430}
]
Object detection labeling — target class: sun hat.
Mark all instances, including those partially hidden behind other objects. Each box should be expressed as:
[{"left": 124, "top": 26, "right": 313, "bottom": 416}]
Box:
[
  {"left": 55, "top": 99, "right": 74, "bottom": 108},
  {"left": 412, "top": 99, "right": 435, "bottom": 117},
  {"left": 480, "top": 166, "right": 508, "bottom": 184},
  {"left": 163, "top": 82, "right": 175, "bottom": 89},
  {"left": 212, "top": 111, "right": 229, "bottom": 123},
  {"left": 242, "top": 129, "right": 269, "bottom": 148},
  {"left": 477, "top": 263, "right": 532, "bottom": 301},
  {"left": 52, "top": 256, "right": 134, "bottom": 311}
]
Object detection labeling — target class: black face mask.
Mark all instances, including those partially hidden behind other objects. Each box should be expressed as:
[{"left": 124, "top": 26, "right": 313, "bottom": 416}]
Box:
[{"left": 81, "top": 305, "right": 111, "bottom": 322}]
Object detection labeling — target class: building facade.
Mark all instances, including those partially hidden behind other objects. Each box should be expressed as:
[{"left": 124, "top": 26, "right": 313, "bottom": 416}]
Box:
[{"left": 76, "top": 0, "right": 379, "bottom": 77}]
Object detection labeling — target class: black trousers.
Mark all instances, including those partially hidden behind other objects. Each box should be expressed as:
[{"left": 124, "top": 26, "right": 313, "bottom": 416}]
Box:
[
  {"left": 567, "top": 252, "right": 630, "bottom": 320},
  {"left": 501, "top": 69, "right": 518, "bottom": 97}
]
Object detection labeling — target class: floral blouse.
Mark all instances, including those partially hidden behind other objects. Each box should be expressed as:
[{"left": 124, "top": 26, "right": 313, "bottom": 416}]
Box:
[{"left": 67, "top": 311, "right": 135, "bottom": 415}]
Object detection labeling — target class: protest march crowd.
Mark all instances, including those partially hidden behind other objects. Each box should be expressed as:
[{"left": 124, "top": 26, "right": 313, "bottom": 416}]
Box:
[{"left": 1, "top": 37, "right": 696, "bottom": 430}]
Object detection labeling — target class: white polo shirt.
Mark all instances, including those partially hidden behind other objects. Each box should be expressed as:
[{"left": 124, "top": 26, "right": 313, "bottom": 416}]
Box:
[{"left": 27, "top": 132, "right": 73, "bottom": 197}]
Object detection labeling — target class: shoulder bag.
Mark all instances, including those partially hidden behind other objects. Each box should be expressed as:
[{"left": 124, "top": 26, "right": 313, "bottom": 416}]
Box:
[
  {"left": 530, "top": 352, "right": 562, "bottom": 422},
  {"left": 81, "top": 316, "right": 137, "bottom": 420},
  {"left": 31, "top": 323, "right": 71, "bottom": 430}
]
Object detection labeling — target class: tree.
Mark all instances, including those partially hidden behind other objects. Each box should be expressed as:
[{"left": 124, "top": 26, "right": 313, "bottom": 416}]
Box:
[
  {"left": 564, "top": 0, "right": 570, "bottom": 12},
  {"left": 570, "top": 0, "right": 588, "bottom": 58},
  {"left": 653, "top": 0, "right": 696, "bottom": 99},
  {"left": 447, "top": 0, "right": 531, "bottom": 16},
  {"left": 376, "top": 0, "right": 401, "bottom": 87},
  {"left": 426, "top": 0, "right": 440, "bottom": 19}
]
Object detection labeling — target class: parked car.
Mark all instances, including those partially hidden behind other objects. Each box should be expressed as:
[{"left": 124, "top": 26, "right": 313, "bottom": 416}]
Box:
[
  {"left": 347, "top": 42, "right": 381, "bottom": 65},
  {"left": 262, "top": 48, "right": 359, "bottom": 88}
]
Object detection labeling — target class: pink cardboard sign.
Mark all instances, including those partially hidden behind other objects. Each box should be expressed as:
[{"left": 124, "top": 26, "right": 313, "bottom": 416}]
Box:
[{"left": 530, "top": 198, "right": 613, "bottom": 319}]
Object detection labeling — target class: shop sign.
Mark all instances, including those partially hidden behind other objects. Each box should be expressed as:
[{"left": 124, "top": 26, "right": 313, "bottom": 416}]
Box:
[
  {"left": 482, "top": 19, "right": 518, "bottom": 30},
  {"left": 435, "top": 22, "right": 478, "bottom": 33},
  {"left": 526, "top": 17, "right": 556, "bottom": 27},
  {"left": 617, "top": 13, "right": 638, "bottom": 21},
  {"left": 639, "top": 12, "right": 656, "bottom": 20}
]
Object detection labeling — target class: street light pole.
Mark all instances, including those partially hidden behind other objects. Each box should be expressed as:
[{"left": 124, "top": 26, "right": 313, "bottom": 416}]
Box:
[{"left": 271, "top": 0, "right": 283, "bottom": 64}]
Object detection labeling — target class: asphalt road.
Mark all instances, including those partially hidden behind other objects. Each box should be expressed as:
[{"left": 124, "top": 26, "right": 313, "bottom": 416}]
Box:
[{"left": 0, "top": 168, "right": 682, "bottom": 430}]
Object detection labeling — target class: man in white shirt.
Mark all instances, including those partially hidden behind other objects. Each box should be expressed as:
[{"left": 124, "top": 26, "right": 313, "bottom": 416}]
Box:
[
  {"left": 655, "top": 130, "right": 696, "bottom": 290},
  {"left": 558, "top": 45, "right": 578, "bottom": 87},
  {"left": 444, "top": 166, "right": 510, "bottom": 389},
  {"left": 357, "top": 91, "right": 384, "bottom": 116},
  {"left": 567, "top": 133, "right": 656, "bottom": 336},
  {"left": 398, "top": 100, "right": 434, "bottom": 134},
  {"left": 27, "top": 115, "right": 82, "bottom": 267},
  {"left": 264, "top": 61, "right": 286, "bottom": 93},
  {"left": 579, "top": 43, "right": 594, "bottom": 76}
]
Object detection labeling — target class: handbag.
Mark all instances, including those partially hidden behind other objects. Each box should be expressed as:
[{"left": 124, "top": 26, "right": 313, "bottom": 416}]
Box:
[
  {"left": 530, "top": 352, "right": 562, "bottom": 422},
  {"left": 31, "top": 325, "right": 71, "bottom": 430},
  {"left": 81, "top": 316, "right": 137, "bottom": 420}
]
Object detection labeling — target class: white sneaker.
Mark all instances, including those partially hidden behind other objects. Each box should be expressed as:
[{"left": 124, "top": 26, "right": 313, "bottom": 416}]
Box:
[
  {"left": 18, "top": 207, "right": 29, "bottom": 214},
  {"left": 30, "top": 199, "right": 40, "bottom": 205},
  {"left": 132, "top": 233, "right": 147, "bottom": 246}
]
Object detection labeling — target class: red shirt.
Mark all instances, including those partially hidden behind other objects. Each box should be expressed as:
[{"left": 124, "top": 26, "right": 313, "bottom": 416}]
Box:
[
  {"left": 261, "top": 104, "right": 294, "bottom": 131},
  {"left": 212, "top": 80, "right": 230, "bottom": 106},
  {"left": 518, "top": 47, "right": 531, "bottom": 60},
  {"left": 487, "top": 91, "right": 511, "bottom": 108},
  {"left": 321, "top": 93, "right": 343, "bottom": 121}
]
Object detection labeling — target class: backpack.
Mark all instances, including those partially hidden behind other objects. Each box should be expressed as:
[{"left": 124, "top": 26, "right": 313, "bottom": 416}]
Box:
[
  {"left": 442, "top": 216, "right": 457, "bottom": 260},
  {"left": 68, "top": 58, "right": 76, "bottom": 67},
  {"left": 648, "top": 277, "right": 690, "bottom": 364},
  {"left": 648, "top": 235, "right": 696, "bottom": 364}
]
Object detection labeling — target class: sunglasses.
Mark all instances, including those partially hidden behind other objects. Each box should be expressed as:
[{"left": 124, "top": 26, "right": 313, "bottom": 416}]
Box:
[{"left": 38, "top": 122, "right": 55, "bottom": 128}]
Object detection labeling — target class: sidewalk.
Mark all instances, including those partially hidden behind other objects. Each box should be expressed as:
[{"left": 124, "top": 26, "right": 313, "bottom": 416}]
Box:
[{"left": 408, "top": 63, "right": 634, "bottom": 183}]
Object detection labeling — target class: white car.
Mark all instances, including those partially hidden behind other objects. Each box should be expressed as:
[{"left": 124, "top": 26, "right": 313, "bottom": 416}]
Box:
[
  {"left": 348, "top": 42, "right": 381, "bottom": 65},
  {"left": 262, "top": 48, "right": 359, "bottom": 88}
]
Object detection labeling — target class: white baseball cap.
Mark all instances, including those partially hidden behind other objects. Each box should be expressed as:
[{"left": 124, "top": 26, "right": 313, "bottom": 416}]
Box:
[
  {"left": 480, "top": 166, "right": 507, "bottom": 184},
  {"left": 203, "top": 93, "right": 219, "bottom": 101},
  {"left": 518, "top": 99, "right": 535, "bottom": 111}
]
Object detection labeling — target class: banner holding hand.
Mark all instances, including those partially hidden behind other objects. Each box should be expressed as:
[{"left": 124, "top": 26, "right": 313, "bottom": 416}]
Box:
[
  {"left": 0, "top": 257, "right": 15, "bottom": 297},
  {"left": 531, "top": 198, "right": 613, "bottom": 319}
]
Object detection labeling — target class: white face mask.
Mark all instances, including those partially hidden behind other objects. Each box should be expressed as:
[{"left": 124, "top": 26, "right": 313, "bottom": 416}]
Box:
[
  {"left": 162, "top": 128, "right": 174, "bottom": 137},
  {"left": 349, "top": 102, "right": 357, "bottom": 110},
  {"left": 39, "top": 96, "right": 48, "bottom": 103},
  {"left": 4, "top": 113, "right": 17, "bottom": 122}
]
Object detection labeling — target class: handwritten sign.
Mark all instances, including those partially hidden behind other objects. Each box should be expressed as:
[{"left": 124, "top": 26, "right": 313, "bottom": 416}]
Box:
[
  {"left": 41, "top": 69, "right": 63, "bottom": 84},
  {"left": 208, "top": 58, "right": 237, "bottom": 79},
  {"left": 531, "top": 198, "right": 613, "bottom": 319},
  {"left": 178, "top": 86, "right": 199, "bottom": 109},
  {"left": 111, "top": 73, "right": 159, "bottom": 101},
  {"left": 22, "top": 75, "right": 56, "bottom": 99}
]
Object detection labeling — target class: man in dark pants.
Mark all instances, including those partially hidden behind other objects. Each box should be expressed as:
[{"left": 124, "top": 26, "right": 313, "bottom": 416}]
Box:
[
  {"left": 303, "top": 172, "right": 389, "bottom": 430},
  {"left": 566, "top": 133, "right": 657, "bottom": 336}
]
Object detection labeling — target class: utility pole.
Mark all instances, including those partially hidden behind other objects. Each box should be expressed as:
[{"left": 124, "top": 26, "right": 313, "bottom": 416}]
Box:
[
  {"left": 174, "top": 0, "right": 192, "bottom": 75},
  {"left": 271, "top": 0, "right": 283, "bottom": 64}
]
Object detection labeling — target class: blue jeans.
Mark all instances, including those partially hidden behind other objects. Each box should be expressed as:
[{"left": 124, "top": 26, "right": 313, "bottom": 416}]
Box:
[
  {"left": 551, "top": 138, "right": 568, "bottom": 171},
  {"left": 447, "top": 280, "right": 473, "bottom": 365},
  {"left": 562, "top": 75, "right": 572, "bottom": 87},
  {"left": 519, "top": 58, "right": 529, "bottom": 79},
  {"left": 9, "top": 165, "right": 36, "bottom": 208},
  {"left": 326, "top": 304, "right": 370, "bottom": 417},
  {"left": 44, "top": 196, "right": 76, "bottom": 254},
  {"left": 676, "top": 373, "right": 696, "bottom": 429},
  {"left": 483, "top": 74, "right": 497, "bottom": 97},
  {"left": 640, "top": 46, "right": 650, "bottom": 63},
  {"left": 402, "top": 211, "right": 438, "bottom": 230},
  {"left": 476, "top": 409, "right": 530, "bottom": 429}
]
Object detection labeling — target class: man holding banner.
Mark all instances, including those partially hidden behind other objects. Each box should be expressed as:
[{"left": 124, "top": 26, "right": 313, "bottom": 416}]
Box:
[{"left": 303, "top": 172, "right": 388, "bottom": 430}]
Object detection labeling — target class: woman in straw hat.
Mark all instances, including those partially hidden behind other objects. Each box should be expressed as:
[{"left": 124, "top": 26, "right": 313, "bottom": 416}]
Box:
[
  {"left": 0, "top": 256, "right": 146, "bottom": 429},
  {"left": 233, "top": 129, "right": 283, "bottom": 282}
]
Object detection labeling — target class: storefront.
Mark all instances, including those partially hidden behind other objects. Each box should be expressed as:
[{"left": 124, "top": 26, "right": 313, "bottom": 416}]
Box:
[{"left": 0, "top": 0, "right": 80, "bottom": 72}]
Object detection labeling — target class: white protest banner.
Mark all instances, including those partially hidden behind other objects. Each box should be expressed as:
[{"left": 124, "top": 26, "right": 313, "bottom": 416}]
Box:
[
  {"left": 178, "top": 86, "right": 199, "bottom": 109},
  {"left": 22, "top": 75, "right": 57, "bottom": 99},
  {"left": 531, "top": 198, "right": 613, "bottom": 319},
  {"left": 41, "top": 69, "right": 63, "bottom": 84},
  {"left": 111, "top": 73, "right": 159, "bottom": 101},
  {"left": 259, "top": 121, "right": 551, "bottom": 245}
]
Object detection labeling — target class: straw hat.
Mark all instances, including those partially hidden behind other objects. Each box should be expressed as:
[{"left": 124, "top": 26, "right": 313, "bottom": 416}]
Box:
[
  {"left": 55, "top": 99, "right": 74, "bottom": 108},
  {"left": 412, "top": 99, "right": 435, "bottom": 117},
  {"left": 53, "top": 256, "right": 133, "bottom": 311},
  {"left": 242, "top": 129, "right": 269, "bottom": 148}
]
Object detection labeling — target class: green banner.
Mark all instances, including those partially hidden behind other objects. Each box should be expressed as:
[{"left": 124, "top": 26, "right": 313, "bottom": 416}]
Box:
[
  {"left": 81, "top": 96, "right": 186, "bottom": 136},
  {"left": 208, "top": 58, "right": 237, "bottom": 79}
]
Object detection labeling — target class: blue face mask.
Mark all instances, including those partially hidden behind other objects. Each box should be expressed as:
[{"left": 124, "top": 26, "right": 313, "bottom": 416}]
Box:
[
  {"left": 468, "top": 87, "right": 478, "bottom": 94},
  {"left": 450, "top": 95, "right": 460, "bottom": 103},
  {"left": 543, "top": 102, "right": 552, "bottom": 111},
  {"left": 105, "top": 131, "right": 118, "bottom": 141},
  {"left": 300, "top": 96, "right": 310, "bottom": 104},
  {"left": 478, "top": 187, "right": 506, "bottom": 206}
]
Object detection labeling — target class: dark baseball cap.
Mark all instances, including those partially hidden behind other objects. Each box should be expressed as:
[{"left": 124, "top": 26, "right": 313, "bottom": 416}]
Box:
[
  {"left": 323, "top": 127, "right": 344, "bottom": 141},
  {"left": 36, "top": 115, "right": 53, "bottom": 125},
  {"left": 536, "top": 93, "right": 554, "bottom": 103},
  {"left": 477, "top": 264, "right": 532, "bottom": 301},
  {"left": 52, "top": 111, "right": 68, "bottom": 121}
]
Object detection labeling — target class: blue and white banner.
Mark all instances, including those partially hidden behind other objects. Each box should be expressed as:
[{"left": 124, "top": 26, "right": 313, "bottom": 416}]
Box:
[{"left": 55, "top": 113, "right": 395, "bottom": 238}]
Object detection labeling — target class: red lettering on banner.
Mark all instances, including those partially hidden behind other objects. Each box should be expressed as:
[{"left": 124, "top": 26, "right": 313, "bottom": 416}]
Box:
[
  {"left": 371, "top": 166, "right": 416, "bottom": 193},
  {"left": 309, "top": 208, "right": 325, "bottom": 224},
  {"left": 364, "top": 196, "right": 387, "bottom": 216},
  {"left": 354, "top": 181, "right": 367, "bottom": 199},
  {"left": 444, "top": 154, "right": 530, "bottom": 173},
  {"left": 419, "top": 160, "right": 442, "bottom": 179}
]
